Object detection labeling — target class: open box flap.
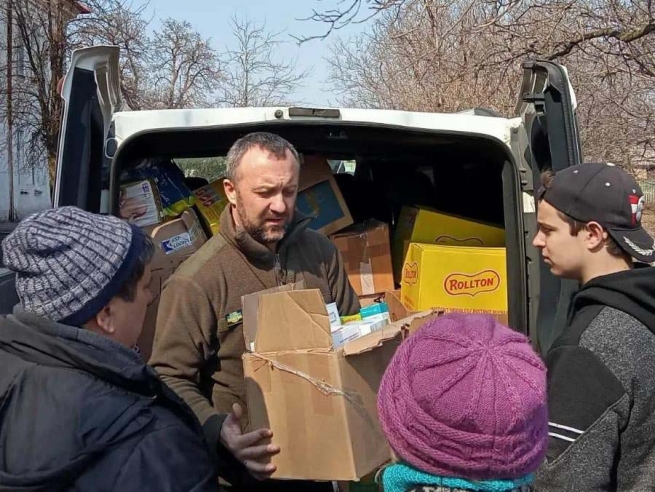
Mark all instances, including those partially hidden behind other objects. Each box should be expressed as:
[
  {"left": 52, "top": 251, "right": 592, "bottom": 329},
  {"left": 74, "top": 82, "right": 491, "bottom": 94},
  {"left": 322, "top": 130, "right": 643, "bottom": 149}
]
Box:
[
  {"left": 342, "top": 310, "right": 439, "bottom": 356},
  {"left": 255, "top": 289, "right": 332, "bottom": 353},
  {"left": 242, "top": 282, "right": 305, "bottom": 349},
  {"left": 298, "top": 154, "right": 332, "bottom": 190}
]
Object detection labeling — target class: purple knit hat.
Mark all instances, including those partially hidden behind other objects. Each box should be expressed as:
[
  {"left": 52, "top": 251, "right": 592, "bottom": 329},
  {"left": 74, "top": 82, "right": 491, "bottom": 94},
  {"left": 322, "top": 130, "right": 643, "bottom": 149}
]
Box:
[{"left": 377, "top": 313, "right": 548, "bottom": 480}]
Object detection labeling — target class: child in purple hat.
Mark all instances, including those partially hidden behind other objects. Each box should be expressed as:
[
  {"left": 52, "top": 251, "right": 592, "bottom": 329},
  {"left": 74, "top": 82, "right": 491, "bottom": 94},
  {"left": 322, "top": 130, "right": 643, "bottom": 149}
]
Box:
[{"left": 376, "top": 313, "right": 548, "bottom": 492}]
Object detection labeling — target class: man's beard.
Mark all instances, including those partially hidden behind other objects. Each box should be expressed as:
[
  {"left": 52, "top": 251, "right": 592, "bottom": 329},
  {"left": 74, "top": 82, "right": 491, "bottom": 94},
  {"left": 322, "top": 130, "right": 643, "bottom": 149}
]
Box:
[{"left": 237, "top": 205, "right": 289, "bottom": 245}]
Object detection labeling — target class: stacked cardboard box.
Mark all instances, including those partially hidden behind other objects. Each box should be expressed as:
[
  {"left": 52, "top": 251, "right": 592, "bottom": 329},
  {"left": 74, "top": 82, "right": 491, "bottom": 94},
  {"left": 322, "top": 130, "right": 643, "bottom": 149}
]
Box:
[
  {"left": 330, "top": 220, "right": 394, "bottom": 297},
  {"left": 297, "top": 154, "right": 354, "bottom": 235},
  {"left": 393, "top": 206, "right": 508, "bottom": 323},
  {"left": 119, "top": 160, "right": 208, "bottom": 361},
  {"left": 393, "top": 206, "right": 505, "bottom": 283},
  {"left": 192, "top": 180, "right": 230, "bottom": 236},
  {"left": 138, "top": 209, "right": 207, "bottom": 360}
]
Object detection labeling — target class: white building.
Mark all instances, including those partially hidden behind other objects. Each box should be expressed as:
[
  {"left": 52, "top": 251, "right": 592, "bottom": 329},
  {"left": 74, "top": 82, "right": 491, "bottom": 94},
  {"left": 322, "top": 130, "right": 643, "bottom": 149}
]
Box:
[{"left": 0, "top": 0, "right": 89, "bottom": 221}]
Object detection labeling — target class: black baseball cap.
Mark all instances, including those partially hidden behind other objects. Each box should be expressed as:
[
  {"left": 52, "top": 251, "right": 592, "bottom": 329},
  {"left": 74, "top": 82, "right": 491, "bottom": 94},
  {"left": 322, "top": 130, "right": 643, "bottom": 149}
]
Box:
[{"left": 537, "top": 162, "right": 655, "bottom": 263}]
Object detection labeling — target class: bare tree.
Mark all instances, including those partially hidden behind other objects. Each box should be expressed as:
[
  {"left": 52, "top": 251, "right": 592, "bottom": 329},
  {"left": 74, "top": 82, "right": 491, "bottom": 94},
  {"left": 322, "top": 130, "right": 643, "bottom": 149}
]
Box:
[
  {"left": 319, "top": 0, "right": 655, "bottom": 168},
  {"left": 73, "top": 9, "right": 224, "bottom": 110},
  {"left": 0, "top": 0, "right": 82, "bottom": 186},
  {"left": 68, "top": 0, "right": 150, "bottom": 110},
  {"left": 144, "top": 18, "right": 222, "bottom": 109},
  {"left": 0, "top": 0, "right": 150, "bottom": 193},
  {"left": 219, "top": 15, "right": 309, "bottom": 107},
  {"left": 296, "top": 0, "right": 404, "bottom": 42},
  {"left": 0, "top": 0, "right": 224, "bottom": 207}
]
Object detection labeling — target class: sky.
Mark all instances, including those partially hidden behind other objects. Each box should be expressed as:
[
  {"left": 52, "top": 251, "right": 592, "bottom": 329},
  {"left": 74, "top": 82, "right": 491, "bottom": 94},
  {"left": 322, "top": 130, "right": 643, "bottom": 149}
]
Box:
[{"left": 137, "top": 0, "right": 370, "bottom": 107}]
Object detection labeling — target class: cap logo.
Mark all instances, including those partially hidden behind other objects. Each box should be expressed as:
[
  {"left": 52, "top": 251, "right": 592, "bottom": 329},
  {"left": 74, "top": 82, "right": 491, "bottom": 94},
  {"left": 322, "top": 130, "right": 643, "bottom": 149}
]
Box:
[
  {"left": 623, "top": 236, "right": 655, "bottom": 257},
  {"left": 629, "top": 194, "right": 645, "bottom": 225}
]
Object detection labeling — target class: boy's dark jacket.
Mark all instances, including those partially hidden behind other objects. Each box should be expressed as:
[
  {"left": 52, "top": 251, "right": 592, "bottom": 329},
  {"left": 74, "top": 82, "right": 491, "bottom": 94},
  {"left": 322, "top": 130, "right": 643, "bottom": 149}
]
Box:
[
  {"left": 0, "top": 307, "right": 238, "bottom": 491},
  {"left": 536, "top": 266, "right": 655, "bottom": 490}
]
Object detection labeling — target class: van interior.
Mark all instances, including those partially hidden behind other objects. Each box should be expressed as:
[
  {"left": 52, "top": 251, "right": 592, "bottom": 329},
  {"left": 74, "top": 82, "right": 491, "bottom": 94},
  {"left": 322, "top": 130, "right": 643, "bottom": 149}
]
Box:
[{"left": 110, "top": 122, "right": 527, "bottom": 333}]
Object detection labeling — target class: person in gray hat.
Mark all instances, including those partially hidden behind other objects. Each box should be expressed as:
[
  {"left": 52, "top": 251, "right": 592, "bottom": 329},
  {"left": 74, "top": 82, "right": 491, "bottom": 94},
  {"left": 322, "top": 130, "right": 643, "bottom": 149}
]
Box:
[
  {"left": 533, "top": 163, "right": 655, "bottom": 490},
  {"left": 0, "top": 206, "right": 225, "bottom": 491}
]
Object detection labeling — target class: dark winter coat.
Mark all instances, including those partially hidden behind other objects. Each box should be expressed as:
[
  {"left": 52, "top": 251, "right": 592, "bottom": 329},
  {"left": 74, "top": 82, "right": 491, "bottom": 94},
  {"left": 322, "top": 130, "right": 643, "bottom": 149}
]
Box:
[
  {"left": 0, "top": 307, "right": 219, "bottom": 492},
  {"left": 536, "top": 266, "right": 655, "bottom": 490}
]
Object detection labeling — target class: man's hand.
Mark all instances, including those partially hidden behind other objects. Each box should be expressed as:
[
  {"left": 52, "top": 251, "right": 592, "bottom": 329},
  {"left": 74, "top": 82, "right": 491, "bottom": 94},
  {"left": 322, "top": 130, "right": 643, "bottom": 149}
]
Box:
[{"left": 219, "top": 403, "right": 280, "bottom": 481}]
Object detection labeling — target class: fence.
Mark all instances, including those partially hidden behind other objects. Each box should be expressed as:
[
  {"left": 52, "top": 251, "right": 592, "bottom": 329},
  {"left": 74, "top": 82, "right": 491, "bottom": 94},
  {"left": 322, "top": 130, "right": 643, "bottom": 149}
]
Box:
[{"left": 639, "top": 180, "right": 655, "bottom": 204}]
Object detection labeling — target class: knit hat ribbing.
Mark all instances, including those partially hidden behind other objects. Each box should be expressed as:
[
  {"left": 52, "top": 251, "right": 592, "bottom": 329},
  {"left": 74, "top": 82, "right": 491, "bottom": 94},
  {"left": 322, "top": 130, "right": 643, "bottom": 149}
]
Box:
[
  {"left": 377, "top": 313, "right": 548, "bottom": 480},
  {"left": 2, "top": 206, "right": 145, "bottom": 325}
]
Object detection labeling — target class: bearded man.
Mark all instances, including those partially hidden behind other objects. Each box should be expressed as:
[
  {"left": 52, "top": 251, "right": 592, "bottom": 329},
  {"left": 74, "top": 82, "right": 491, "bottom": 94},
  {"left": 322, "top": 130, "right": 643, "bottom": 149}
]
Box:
[{"left": 149, "top": 132, "right": 359, "bottom": 492}]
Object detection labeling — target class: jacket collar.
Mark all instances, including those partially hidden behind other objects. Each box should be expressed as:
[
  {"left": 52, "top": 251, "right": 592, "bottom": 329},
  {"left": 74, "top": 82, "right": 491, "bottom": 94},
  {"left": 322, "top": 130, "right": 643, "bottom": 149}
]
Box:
[
  {"left": 218, "top": 205, "right": 314, "bottom": 264},
  {"left": 0, "top": 307, "right": 159, "bottom": 397}
]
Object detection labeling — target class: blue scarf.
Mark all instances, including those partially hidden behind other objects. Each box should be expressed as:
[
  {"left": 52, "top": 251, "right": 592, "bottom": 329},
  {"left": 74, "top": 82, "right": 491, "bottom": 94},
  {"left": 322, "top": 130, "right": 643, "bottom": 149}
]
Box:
[{"left": 381, "top": 463, "right": 534, "bottom": 492}]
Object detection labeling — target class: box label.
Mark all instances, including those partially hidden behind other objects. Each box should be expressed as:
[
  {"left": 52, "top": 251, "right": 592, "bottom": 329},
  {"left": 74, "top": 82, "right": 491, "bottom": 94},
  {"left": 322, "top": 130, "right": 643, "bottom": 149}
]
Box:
[
  {"left": 120, "top": 180, "right": 162, "bottom": 228},
  {"left": 161, "top": 231, "right": 193, "bottom": 255},
  {"left": 444, "top": 270, "right": 501, "bottom": 297},
  {"left": 403, "top": 262, "right": 419, "bottom": 285}
]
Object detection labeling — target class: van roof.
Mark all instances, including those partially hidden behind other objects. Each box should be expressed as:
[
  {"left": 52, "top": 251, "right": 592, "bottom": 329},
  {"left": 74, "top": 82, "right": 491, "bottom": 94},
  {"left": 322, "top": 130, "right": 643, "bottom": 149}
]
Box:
[{"left": 112, "top": 107, "right": 522, "bottom": 149}]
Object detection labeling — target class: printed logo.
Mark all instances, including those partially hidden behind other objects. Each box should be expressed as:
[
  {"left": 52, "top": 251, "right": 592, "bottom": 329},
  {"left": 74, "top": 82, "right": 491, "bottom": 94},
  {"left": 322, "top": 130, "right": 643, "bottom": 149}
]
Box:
[
  {"left": 435, "top": 235, "right": 484, "bottom": 247},
  {"left": 444, "top": 270, "right": 501, "bottom": 297},
  {"left": 194, "top": 186, "right": 224, "bottom": 208},
  {"left": 161, "top": 232, "right": 192, "bottom": 254},
  {"left": 226, "top": 310, "right": 243, "bottom": 327},
  {"left": 403, "top": 262, "right": 419, "bottom": 285}
]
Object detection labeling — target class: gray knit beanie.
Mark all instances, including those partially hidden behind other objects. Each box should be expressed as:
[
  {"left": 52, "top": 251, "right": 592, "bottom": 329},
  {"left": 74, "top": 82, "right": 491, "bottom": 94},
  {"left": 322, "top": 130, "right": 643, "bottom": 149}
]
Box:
[{"left": 2, "top": 206, "right": 147, "bottom": 326}]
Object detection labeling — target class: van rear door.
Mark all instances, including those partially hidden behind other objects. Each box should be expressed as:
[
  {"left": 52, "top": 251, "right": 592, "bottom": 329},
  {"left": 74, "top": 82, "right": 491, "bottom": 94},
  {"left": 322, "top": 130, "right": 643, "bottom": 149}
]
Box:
[
  {"left": 53, "top": 46, "right": 121, "bottom": 212},
  {"left": 517, "top": 59, "right": 582, "bottom": 353}
]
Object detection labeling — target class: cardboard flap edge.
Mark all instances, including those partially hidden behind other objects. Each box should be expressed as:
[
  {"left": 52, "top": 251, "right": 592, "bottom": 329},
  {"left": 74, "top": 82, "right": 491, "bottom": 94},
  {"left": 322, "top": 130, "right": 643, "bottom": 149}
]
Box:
[
  {"left": 255, "top": 289, "right": 333, "bottom": 352},
  {"left": 241, "top": 281, "right": 306, "bottom": 349},
  {"left": 342, "top": 310, "right": 436, "bottom": 356}
]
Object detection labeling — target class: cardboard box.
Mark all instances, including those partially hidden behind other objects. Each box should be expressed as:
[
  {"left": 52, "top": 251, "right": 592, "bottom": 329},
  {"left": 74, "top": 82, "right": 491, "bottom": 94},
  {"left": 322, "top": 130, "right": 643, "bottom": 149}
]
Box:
[
  {"left": 241, "top": 287, "right": 435, "bottom": 481},
  {"left": 193, "top": 179, "right": 229, "bottom": 236},
  {"left": 358, "top": 293, "right": 384, "bottom": 308},
  {"left": 138, "top": 209, "right": 208, "bottom": 361},
  {"left": 332, "top": 322, "right": 364, "bottom": 348},
  {"left": 384, "top": 290, "right": 419, "bottom": 322},
  {"left": 331, "top": 220, "right": 394, "bottom": 297},
  {"left": 119, "top": 180, "right": 164, "bottom": 228},
  {"left": 393, "top": 206, "right": 505, "bottom": 283},
  {"left": 401, "top": 244, "right": 507, "bottom": 322},
  {"left": 297, "top": 155, "right": 353, "bottom": 236}
]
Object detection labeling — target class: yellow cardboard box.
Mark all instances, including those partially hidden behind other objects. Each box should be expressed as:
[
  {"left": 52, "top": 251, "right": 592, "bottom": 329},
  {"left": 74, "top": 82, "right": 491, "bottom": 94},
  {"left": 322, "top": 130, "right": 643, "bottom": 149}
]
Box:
[
  {"left": 401, "top": 243, "right": 507, "bottom": 321},
  {"left": 393, "top": 206, "right": 505, "bottom": 283},
  {"left": 192, "top": 179, "right": 229, "bottom": 236}
]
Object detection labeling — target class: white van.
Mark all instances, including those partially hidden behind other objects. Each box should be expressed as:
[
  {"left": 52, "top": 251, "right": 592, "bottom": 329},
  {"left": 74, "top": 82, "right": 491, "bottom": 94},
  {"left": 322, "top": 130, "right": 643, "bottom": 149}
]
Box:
[{"left": 10, "top": 45, "right": 583, "bottom": 352}]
